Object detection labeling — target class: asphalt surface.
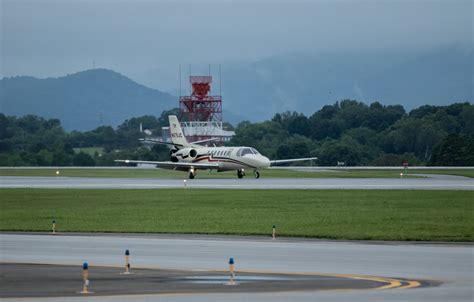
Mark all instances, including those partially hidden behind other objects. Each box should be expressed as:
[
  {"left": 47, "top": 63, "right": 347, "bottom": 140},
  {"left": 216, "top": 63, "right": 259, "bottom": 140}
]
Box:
[
  {"left": 0, "top": 234, "right": 472, "bottom": 302},
  {"left": 0, "top": 263, "right": 392, "bottom": 298},
  {"left": 1, "top": 176, "right": 473, "bottom": 190}
]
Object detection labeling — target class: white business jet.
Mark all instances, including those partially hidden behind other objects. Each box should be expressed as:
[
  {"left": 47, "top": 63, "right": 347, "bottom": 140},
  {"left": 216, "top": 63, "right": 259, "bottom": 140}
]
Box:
[{"left": 115, "top": 116, "right": 317, "bottom": 179}]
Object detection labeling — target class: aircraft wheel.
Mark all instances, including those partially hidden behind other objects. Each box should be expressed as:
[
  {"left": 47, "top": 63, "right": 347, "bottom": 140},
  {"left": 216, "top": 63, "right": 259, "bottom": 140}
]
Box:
[
  {"left": 189, "top": 172, "right": 195, "bottom": 179},
  {"left": 237, "top": 170, "right": 244, "bottom": 179},
  {"left": 254, "top": 171, "right": 260, "bottom": 179}
]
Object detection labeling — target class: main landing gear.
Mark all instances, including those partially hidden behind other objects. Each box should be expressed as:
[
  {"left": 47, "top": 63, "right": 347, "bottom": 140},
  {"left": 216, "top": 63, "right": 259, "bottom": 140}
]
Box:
[
  {"left": 236, "top": 169, "right": 260, "bottom": 179},
  {"left": 188, "top": 169, "right": 195, "bottom": 179},
  {"left": 237, "top": 169, "right": 245, "bottom": 179}
]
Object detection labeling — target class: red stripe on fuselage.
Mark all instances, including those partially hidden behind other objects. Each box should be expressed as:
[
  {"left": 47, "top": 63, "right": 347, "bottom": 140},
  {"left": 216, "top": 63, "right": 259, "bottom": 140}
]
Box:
[{"left": 193, "top": 155, "right": 255, "bottom": 169}]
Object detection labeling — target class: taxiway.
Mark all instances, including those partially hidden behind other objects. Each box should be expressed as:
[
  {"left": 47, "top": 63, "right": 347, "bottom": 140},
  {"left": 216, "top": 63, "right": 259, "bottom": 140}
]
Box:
[{"left": 0, "top": 234, "right": 472, "bottom": 301}]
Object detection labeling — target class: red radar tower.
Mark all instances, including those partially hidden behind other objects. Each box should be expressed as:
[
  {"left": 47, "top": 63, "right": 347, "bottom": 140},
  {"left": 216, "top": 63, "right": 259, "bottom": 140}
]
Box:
[
  {"left": 179, "top": 76, "right": 222, "bottom": 123},
  {"left": 173, "top": 73, "right": 234, "bottom": 144}
]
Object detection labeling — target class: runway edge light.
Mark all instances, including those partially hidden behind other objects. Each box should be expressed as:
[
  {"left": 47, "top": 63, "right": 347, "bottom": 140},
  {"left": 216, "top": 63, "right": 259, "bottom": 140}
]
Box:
[
  {"left": 79, "top": 262, "right": 93, "bottom": 294},
  {"left": 272, "top": 224, "right": 276, "bottom": 239},
  {"left": 226, "top": 257, "right": 237, "bottom": 286},
  {"left": 52, "top": 219, "right": 56, "bottom": 235},
  {"left": 122, "top": 249, "right": 131, "bottom": 274}
]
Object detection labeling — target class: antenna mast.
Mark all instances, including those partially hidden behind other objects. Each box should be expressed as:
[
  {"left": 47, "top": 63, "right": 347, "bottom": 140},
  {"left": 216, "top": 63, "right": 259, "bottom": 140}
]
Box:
[
  {"left": 179, "top": 64, "right": 182, "bottom": 97},
  {"left": 219, "top": 64, "right": 222, "bottom": 96}
]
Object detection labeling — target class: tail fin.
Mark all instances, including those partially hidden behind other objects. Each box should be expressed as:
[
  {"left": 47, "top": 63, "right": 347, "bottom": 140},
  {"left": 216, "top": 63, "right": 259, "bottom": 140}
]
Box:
[{"left": 168, "top": 115, "right": 188, "bottom": 146}]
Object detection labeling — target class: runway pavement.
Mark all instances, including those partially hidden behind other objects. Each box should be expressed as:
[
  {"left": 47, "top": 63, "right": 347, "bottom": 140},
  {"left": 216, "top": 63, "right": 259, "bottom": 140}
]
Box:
[
  {"left": 0, "top": 234, "right": 472, "bottom": 301},
  {"left": 1, "top": 176, "right": 473, "bottom": 190},
  {"left": 1, "top": 263, "right": 394, "bottom": 298}
]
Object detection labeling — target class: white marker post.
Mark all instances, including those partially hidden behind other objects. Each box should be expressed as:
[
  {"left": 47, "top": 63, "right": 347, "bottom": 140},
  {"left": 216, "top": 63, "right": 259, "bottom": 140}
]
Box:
[
  {"left": 226, "top": 257, "right": 237, "bottom": 285},
  {"left": 79, "top": 262, "right": 92, "bottom": 294},
  {"left": 272, "top": 224, "right": 276, "bottom": 240},
  {"left": 52, "top": 219, "right": 56, "bottom": 234},
  {"left": 183, "top": 179, "right": 187, "bottom": 188},
  {"left": 123, "top": 249, "right": 131, "bottom": 274}
]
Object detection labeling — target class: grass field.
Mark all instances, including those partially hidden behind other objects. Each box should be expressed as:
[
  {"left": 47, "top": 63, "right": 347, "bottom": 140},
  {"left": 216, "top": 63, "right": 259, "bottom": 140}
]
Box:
[
  {"left": 405, "top": 169, "right": 474, "bottom": 178},
  {"left": 1, "top": 189, "right": 472, "bottom": 241},
  {"left": 0, "top": 168, "right": 423, "bottom": 179}
]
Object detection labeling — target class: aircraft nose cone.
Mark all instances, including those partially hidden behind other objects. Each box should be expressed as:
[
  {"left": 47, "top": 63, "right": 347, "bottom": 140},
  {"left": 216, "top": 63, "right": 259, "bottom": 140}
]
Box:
[{"left": 263, "top": 156, "right": 271, "bottom": 168}]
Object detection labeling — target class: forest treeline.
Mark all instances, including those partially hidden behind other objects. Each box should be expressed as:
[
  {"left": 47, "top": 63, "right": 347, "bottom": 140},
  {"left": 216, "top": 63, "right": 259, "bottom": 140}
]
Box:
[{"left": 0, "top": 101, "right": 473, "bottom": 166}]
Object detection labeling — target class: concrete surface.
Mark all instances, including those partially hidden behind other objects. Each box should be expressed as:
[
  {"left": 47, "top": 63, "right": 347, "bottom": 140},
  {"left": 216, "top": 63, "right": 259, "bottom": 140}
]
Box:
[
  {"left": 0, "top": 263, "right": 395, "bottom": 298},
  {"left": 1, "top": 176, "right": 473, "bottom": 190},
  {"left": 0, "top": 234, "right": 472, "bottom": 301}
]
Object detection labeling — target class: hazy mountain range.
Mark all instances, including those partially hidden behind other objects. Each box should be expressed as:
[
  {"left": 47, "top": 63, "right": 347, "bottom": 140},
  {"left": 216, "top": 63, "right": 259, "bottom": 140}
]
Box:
[
  {"left": 132, "top": 45, "right": 473, "bottom": 122},
  {"left": 0, "top": 69, "right": 175, "bottom": 131},
  {"left": 1, "top": 45, "right": 472, "bottom": 131}
]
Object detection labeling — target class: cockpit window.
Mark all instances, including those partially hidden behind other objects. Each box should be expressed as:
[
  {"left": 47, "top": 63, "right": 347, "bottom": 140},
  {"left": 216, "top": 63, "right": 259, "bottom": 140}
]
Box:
[
  {"left": 237, "top": 148, "right": 254, "bottom": 157},
  {"left": 251, "top": 148, "right": 260, "bottom": 155}
]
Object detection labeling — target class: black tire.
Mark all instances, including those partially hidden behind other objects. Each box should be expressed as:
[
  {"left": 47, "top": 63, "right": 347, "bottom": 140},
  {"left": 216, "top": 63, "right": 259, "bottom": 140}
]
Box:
[
  {"left": 237, "top": 170, "right": 244, "bottom": 179},
  {"left": 189, "top": 172, "right": 195, "bottom": 179},
  {"left": 254, "top": 171, "right": 260, "bottom": 179}
]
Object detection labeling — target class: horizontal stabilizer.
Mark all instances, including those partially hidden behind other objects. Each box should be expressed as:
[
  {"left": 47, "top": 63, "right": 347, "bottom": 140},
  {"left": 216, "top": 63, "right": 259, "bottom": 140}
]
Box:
[
  {"left": 190, "top": 137, "right": 219, "bottom": 145},
  {"left": 139, "top": 138, "right": 184, "bottom": 147}
]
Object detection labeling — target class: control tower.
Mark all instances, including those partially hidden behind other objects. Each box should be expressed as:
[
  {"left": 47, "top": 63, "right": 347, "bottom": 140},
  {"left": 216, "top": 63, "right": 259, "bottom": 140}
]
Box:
[{"left": 179, "top": 75, "right": 234, "bottom": 143}]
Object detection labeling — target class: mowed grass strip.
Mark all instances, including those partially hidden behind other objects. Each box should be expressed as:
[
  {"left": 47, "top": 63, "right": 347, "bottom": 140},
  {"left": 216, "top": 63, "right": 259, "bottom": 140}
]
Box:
[
  {"left": 405, "top": 169, "right": 474, "bottom": 178},
  {"left": 0, "top": 168, "right": 421, "bottom": 179},
  {"left": 0, "top": 189, "right": 472, "bottom": 241}
]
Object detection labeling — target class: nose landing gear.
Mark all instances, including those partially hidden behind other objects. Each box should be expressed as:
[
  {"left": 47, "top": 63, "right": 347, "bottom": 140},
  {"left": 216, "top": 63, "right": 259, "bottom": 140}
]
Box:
[
  {"left": 188, "top": 169, "right": 195, "bottom": 179},
  {"left": 254, "top": 170, "right": 260, "bottom": 179}
]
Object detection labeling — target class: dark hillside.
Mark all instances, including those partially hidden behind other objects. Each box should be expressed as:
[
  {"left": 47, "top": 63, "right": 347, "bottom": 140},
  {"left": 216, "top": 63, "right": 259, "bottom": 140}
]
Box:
[{"left": 0, "top": 69, "right": 175, "bottom": 131}]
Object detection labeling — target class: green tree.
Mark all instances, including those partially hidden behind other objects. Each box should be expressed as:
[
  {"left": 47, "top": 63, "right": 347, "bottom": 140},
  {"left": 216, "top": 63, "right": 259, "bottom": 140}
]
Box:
[
  {"left": 338, "top": 99, "right": 369, "bottom": 129},
  {"left": 2, "top": 103, "right": 473, "bottom": 167},
  {"left": 364, "top": 102, "right": 405, "bottom": 131},
  {"left": 72, "top": 152, "right": 96, "bottom": 166},
  {"left": 409, "top": 105, "right": 438, "bottom": 119},
  {"left": 460, "top": 105, "right": 474, "bottom": 135},
  {"left": 430, "top": 135, "right": 474, "bottom": 166},
  {"left": 230, "top": 121, "right": 287, "bottom": 157},
  {"left": 275, "top": 135, "right": 314, "bottom": 161},
  {"left": 371, "top": 153, "right": 420, "bottom": 166},
  {"left": 308, "top": 118, "right": 344, "bottom": 140},
  {"left": 316, "top": 137, "right": 367, "bottom": 166}
]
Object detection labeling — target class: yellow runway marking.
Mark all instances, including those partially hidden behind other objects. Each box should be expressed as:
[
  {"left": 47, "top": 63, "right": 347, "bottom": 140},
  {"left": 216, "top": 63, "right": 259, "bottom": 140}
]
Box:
[
  {"left": 399, "top": 281, "right": 421, "bottom": 289},
  {"left": 218, "top": 269, "right": 417, "bottom": 291},
  {"left": 1, "top": 260, "right": 423, "bottom": 294},
  {"left": 337, "top": 274, "right": 401, "bottom": 290}
]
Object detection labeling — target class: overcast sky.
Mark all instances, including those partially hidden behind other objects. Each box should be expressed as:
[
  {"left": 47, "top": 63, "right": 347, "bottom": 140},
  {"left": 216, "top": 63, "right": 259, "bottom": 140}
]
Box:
[{"left": 1, "top": 0, "right": 472, "bottom": 79}]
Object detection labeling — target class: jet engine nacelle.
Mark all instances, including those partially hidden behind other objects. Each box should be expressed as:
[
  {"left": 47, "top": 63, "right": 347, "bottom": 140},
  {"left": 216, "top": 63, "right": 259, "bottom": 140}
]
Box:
[
  {"left": 175, "top": 148, "right": 198, "bottom": 161},
  {"left": 170, "top": 148, "right": 179, "bottom": 162}
]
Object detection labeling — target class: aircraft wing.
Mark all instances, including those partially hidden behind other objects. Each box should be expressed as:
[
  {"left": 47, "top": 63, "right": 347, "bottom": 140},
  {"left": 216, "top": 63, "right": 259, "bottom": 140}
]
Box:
[
  {"left": 139, "top": 138, "right": 212, "bottom": 148},
  {"left": 115, "top": 159, "right": 219, "bottom": 171},
  {"left": 270, "top": 157, "right": 318, "bottom": 165}
]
